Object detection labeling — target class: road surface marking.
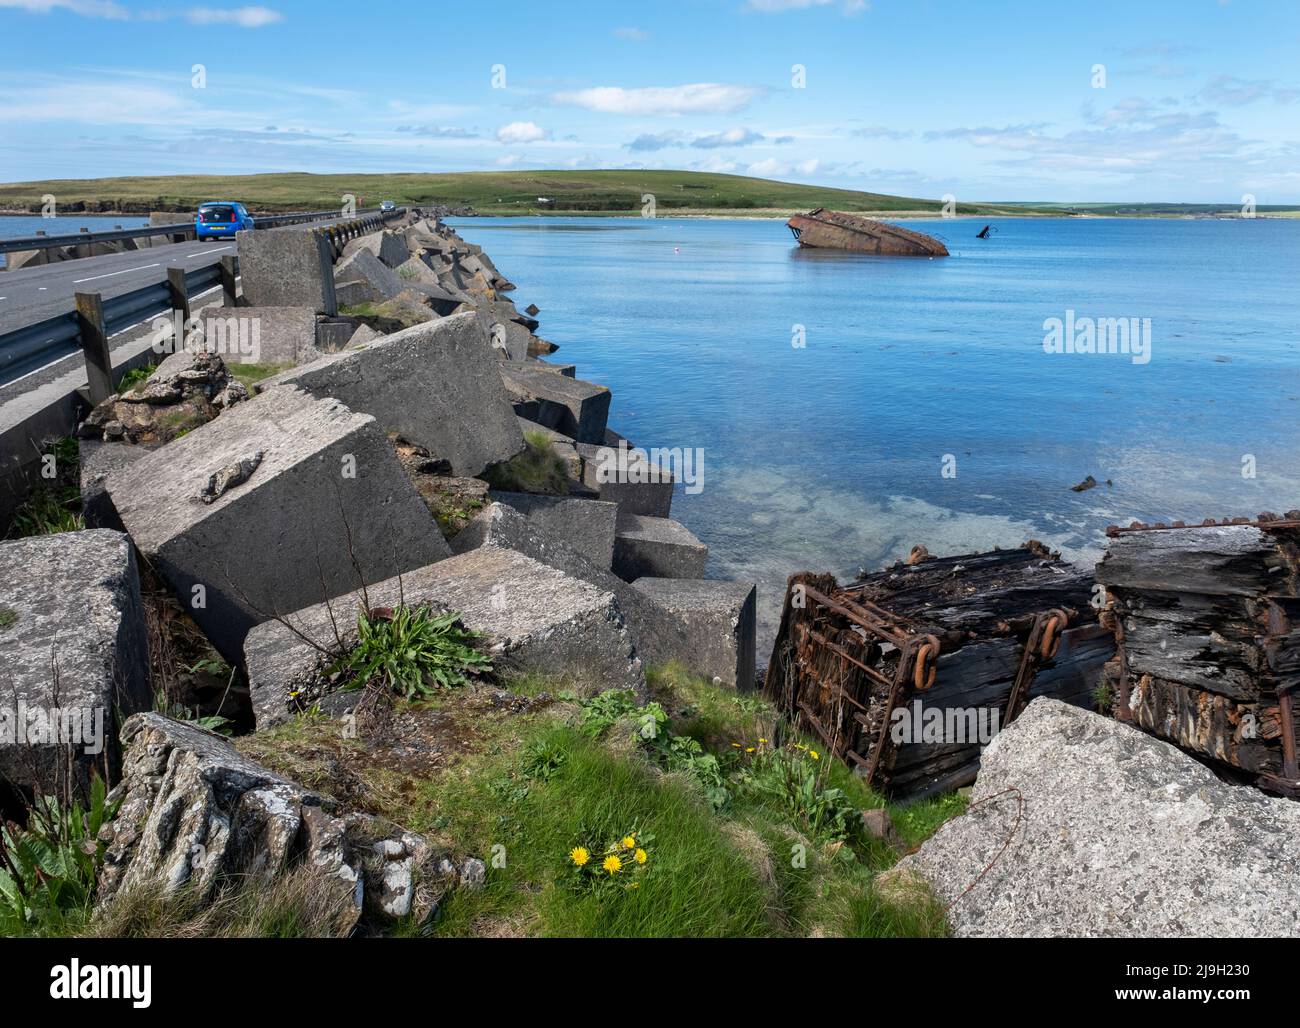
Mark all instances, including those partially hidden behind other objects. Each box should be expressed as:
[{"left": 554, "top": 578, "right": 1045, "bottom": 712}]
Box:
[
  {"left": 189, "top": 246, "right": 234, "bottom": 257},
  {"left": 74, "top": 263, "right": 160, "bottom": 284}
]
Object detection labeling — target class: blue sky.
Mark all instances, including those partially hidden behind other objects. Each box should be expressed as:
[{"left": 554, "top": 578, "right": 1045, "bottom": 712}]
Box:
[{"left": 1, "top": 0, "right": 1297, "bottom": 202}]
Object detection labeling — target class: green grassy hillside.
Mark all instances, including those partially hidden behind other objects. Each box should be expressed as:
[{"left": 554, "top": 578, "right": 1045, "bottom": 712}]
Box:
[{"left": 0, "top": 170, "right": 1033, "bottom": 217}]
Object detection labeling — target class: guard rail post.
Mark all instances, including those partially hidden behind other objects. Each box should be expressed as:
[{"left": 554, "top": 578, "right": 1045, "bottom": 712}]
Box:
[
  {"left": 219, "top": 255, "right": 238, "bottom": 307},
  {"left": 75, "top": 291, "right": 114, "bottom": 405},
  {"left": 166, "top": 266, "right": 191, "bottom": 323}
]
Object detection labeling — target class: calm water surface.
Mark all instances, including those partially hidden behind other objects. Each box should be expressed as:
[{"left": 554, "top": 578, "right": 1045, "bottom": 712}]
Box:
[{"left": 411, "top": 216, "right": 1300, "bottom": 646}]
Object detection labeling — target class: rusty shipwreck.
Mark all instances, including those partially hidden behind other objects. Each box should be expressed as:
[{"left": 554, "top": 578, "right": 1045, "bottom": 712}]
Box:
[{"left": 786, "top": 208, "right": 949, "bottom": 256}]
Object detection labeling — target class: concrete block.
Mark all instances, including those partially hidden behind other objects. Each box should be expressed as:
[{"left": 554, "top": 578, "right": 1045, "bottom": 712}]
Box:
[
  {"left": 0, "top": 530, "right": 151, "bottom": 798},
  {"left": 334, "top": 248, "right": 408, "bottom": 304},
  {"left": 518, "top": 417, "right": 582, "bottom": 482},
  {"left": 245, "top": 546, "right": 644, "bottom": 728},
  {"left": 79, "top": 439, "right": 153, "bottom": 531},
  {"left": 576, "top": 442, "right": 674, "bottom": 517},
  {"left": 486, "top": 491, "right": 617, "bottom": 570},
  {"left": 106, "top": 385, "right": 449, "bottom": 664},
  {"left": 500, "top": 365, "right": 610, "bottom": 444},
  {"left": 630, "top": 578, "right": 757, "bottom": 690},
  {"left": 341, "top": 230, "right": 409, "bottom": 269},
  {"left": 236, "top": 227, "right": 337, "bottom": 315},
  {"left": 315, "top": 318, "right": 359, "bottom": 353},
  {"left": 257, "top": 312, "right": 524, "bottom": 477},
  {"left": 613, "top": 513, "right": 707, "bottom": 582},
  {"left": 197, "top": 306, "right": 320, "bottom": 365},
  {"left": 532, "top": 358, "right": 576, "bottom": 378}
]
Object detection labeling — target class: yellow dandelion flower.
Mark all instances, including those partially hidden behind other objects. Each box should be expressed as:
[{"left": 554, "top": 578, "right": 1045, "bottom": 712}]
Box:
[
  {"left": 603, "top": 854, "right": 623, "bottom": 875},
  {"left": 621, "top": 834, "right": 636, "bottom": 849},
  {"left": 731, "top": 742, "right": 742, "bottom": 749},
  {"left": 810, "top": 750, "right": 821, "bottom": 760},
  {"left": 759, "top": 737, "right": 768, "bottom": 744},
  {"left": 745, "top": 746, "right": 755, "bottom": 753},
  {"left": 634, "top": 848, "right": 648, "bottom": 865},
  {"left": 570, "top": 846, "right": 590, "bottom": 867}
]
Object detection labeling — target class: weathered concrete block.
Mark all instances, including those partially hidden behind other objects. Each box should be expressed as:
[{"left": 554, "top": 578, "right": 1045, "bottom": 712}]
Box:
[
  {"left": 630, "top": 578, "right": 757, "bottom": 689},
  {"left": 532, "top": 358, "right": 576, "bottom": 378},
  {"left": 0, "top": 530, "right": 151, "bottom": 799},
  {"left": 613, "top": 513, "right": 707, "bottom": 581},
  {"left": 245, "top": 546, "right": 644, "bottom": 728},
  {"left": 341, "top": 230, "right": 409, "bottom": 269},
  {"left": 576, "top": 442, "right": 674, "bottom": 517},
  {"left": 891, "top": 698, "right": 1300, "bottom": 937},
  {"left": 79, "top": 439, "right": 153, "bottom": 531},
  {"left": 500, "top": 365, "right": 610, "bottom": 444},
  {"left": 257, "top": 312, "right": 524, "bottom": 477},
  {"left": 487, "top": 491, "right": 617, "bottom": 570},
  {"left": 315, "top": 318, "right": 359, "bottom": 353},
  {"left": 334, "top": 247, "right": 405, "bottom": 303},
  {"left": 106, "top": 385, "right": 450, "bottom": 663},
  {"left": 197, "top": 306, "right": 320, "bottom": 365},
  {"left": 236, "top": 227, "right": 337, "bottom": 315}
]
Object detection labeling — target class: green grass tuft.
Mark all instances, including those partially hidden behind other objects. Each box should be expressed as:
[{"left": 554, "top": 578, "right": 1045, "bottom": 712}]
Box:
[{"left": 481, "top": 430, "right": 569, "bottom": 495}]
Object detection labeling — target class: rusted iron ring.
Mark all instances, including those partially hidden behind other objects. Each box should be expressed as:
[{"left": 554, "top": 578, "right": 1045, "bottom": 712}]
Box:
[
  {"left": 1039, "top": 609, "right": 1069, "bottom": 660},
  {"left": 913, "top": 635, "right": 941, "bottom": 691}
]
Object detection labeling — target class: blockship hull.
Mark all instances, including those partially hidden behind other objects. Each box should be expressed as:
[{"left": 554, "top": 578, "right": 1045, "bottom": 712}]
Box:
[{"left": 787, "top": 208, "right": 949, "bottom": 257}]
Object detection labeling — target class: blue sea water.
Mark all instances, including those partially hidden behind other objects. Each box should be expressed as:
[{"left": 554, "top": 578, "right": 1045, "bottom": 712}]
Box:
[
  {"left": 0, "top": 215, "right": 150, "bottom": 269},
  {"left": 449, "top": 215, "right": 1300, "bottom": 645}
]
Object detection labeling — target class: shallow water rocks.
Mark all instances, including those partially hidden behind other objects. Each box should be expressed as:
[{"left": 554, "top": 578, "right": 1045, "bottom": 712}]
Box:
[
  {"left": 245, "top": 546, "right": 646, "bottom": 729},
  {"left": 258, "top": 313, "right": 524, "bottom": 477},
  {"left": 630, "top": 578, "right": 757, "bottom": 689},
  {"left": 95, "top": 712, "right": 363, "bottom": 916},
  {"left": 613, "top": 513, "right": 708, "bottom": 581},
  {"left": 106, "top": 385, "right": 450, "bottom": 663},
  {"left": 891, "top": 698, "right": 1300, "bottom": 937},
  {"left": 0, "top": 530, "right": 150, "bottom": 799}
]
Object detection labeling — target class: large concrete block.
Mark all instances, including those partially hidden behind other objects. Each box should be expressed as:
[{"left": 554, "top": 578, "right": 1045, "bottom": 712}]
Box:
[
  {"left": 257, "top": 312, "right": 525, "bottom": 477},
  {"left": 630, "top": 578, "right": 757, "bottom": 690},
  {"left": 613, "top": 513, "right": 707, "bottom": 581},
  {"left": 487, "top": 490, "right": 617, "bottom": 570},
  {"left": 334, "top": 248, "right": 404, "bottom": 303},
  {"left": 341, "top": 230, "right": 409, "bottom": 269},
  {"left": 197, "top": 306, "right": 321, "bottom": 366},
  {"left": 245, "top": 546, "right": 645, "bottom": 728},
  {"left": 0, "top": 530, "right": 151, "bottom": 798},
  {"left": 236, "top": 227, "right": 337, "bottom": 315},
  {"left": 106, "top": 385, "right": 449, "bottom": 663},
  {"left": 576, "top": 442, "right": 674, "bottom": 517},
  {"left": 79, "top": 439, "right": 153, "bottom": 531},
  {"left": 500, "top": 365, "right": 610, "bottom": 444}
]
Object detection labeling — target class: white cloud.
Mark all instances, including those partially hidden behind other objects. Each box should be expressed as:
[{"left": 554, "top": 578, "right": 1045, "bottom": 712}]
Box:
[
  {"left": 0, "top": 0, "right": 127, "bottom": 17},
  {"left": 185, "top": 6, "right": 283, "bottom": 27},
  {"left": 552, "top": 82, "right": 762, "bottom": 116},
  {"left": 692, "top": 127, "right": 765, "bottom": 148},
  {"left": 496, "top": 120, "right": 549, "bottom": 143}
]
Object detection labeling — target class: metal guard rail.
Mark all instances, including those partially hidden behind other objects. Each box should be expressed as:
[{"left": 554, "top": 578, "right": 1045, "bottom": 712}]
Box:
[
  {"left": 0, "top": 206, "right": 407, "bottom": 390},
  {"left": 0, "top": 205, "right": 401, "bottom": 255}
]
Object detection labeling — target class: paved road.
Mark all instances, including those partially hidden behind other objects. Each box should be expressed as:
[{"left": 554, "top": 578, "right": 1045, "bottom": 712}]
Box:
[
  {"left": 0, "top": 209, "right": 360, "bottom": 335},
  {"left": 0, "top": 236, "right": 240, "bottom": 334}
]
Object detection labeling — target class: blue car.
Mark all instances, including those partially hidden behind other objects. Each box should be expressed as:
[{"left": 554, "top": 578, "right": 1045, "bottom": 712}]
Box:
[{"left": 195, "top": 201, "right": 254, "bottom": 240}]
